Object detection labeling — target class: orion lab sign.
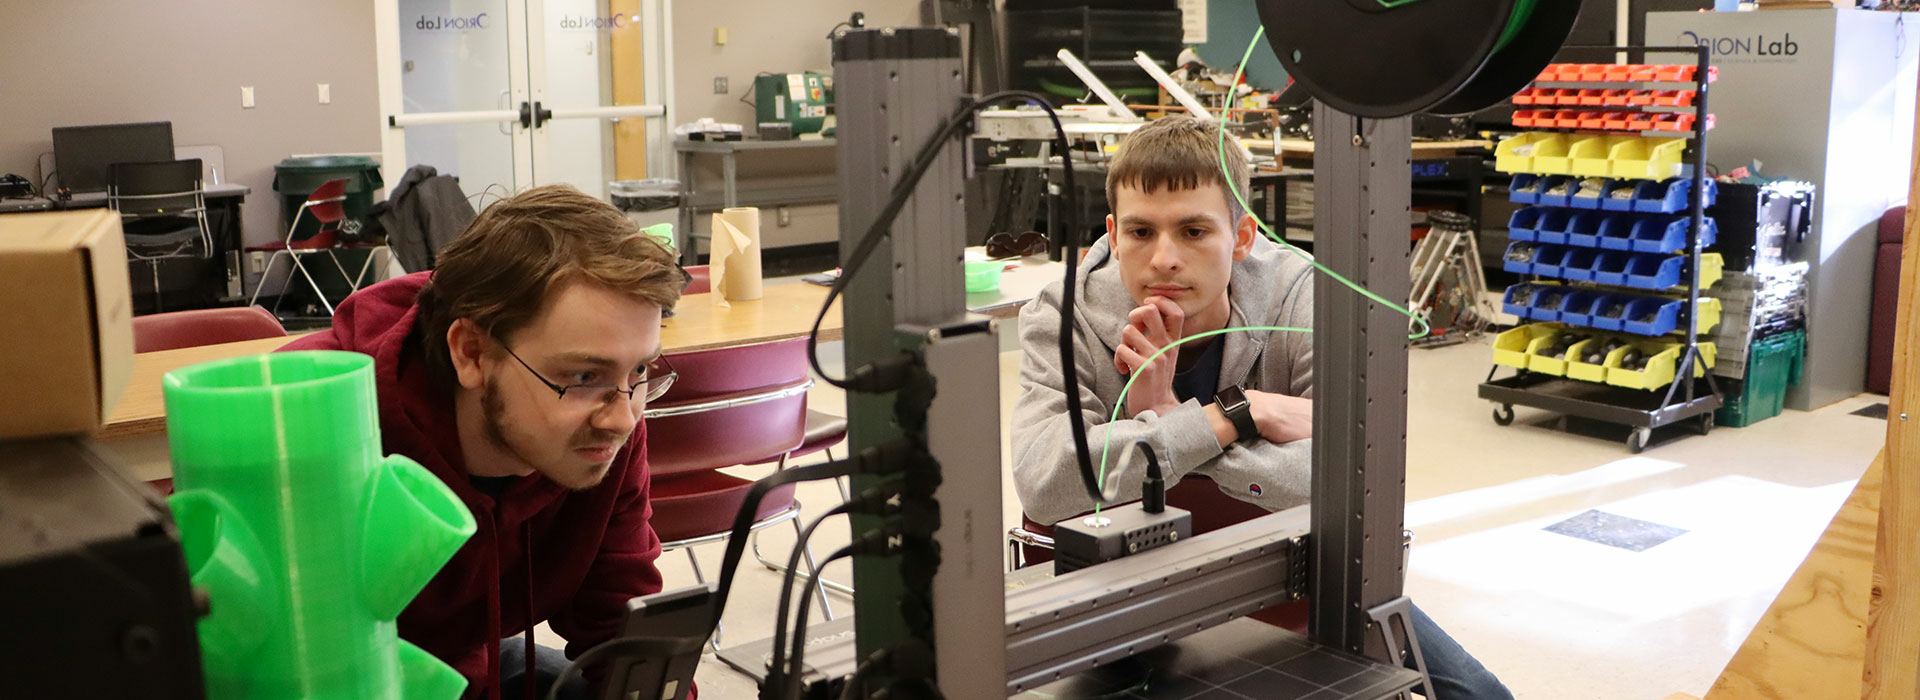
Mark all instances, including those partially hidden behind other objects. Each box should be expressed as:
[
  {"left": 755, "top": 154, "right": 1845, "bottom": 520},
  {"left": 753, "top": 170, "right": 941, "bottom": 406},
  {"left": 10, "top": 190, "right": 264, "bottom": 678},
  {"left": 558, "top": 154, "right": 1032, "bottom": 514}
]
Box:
[
  {"left": 1679, "top": 30, "right": 1799, "bottom": 63},
  {"left": 417, "top": 13, "right": 488, "bottom": 31},
  {"left": 558, "top": 14, "right": 626, "bottom": 31}
]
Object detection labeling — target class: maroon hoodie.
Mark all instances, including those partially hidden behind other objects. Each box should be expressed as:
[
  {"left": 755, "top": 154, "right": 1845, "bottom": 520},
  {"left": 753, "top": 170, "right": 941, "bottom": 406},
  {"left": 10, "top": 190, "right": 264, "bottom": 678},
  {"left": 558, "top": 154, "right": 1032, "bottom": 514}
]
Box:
[{"left": 284, "top": 272, "right": 666, "bottom": 699}]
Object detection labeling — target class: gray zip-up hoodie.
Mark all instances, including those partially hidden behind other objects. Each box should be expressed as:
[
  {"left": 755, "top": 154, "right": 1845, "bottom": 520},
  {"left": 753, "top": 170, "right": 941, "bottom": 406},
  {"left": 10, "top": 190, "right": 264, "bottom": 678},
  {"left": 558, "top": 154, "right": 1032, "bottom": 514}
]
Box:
[{"left": 1012, "top": 233, "right": 1316, "bottom": 525}]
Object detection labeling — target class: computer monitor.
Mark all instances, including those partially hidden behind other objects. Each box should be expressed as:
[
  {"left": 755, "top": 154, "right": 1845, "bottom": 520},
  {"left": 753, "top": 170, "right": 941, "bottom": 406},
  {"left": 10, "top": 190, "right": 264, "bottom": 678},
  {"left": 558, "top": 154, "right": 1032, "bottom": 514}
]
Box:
[{"left": 52, "top": 122, "right": 174, "bottom": 194}]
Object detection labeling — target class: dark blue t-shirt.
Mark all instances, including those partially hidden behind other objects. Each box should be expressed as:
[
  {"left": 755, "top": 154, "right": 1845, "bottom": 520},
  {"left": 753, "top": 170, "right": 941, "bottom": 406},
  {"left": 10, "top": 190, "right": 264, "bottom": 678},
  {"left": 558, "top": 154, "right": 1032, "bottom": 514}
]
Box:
[{"left": 1170, "top": 338, "right": 1226, "bottom": 406}]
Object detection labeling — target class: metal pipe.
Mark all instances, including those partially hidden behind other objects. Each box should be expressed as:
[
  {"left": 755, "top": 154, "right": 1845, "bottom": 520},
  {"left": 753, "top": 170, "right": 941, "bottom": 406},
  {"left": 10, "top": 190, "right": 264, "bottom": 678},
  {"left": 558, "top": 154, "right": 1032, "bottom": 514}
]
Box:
[{"left": 386, "top": 110, "right": 520, "bottom": 128}]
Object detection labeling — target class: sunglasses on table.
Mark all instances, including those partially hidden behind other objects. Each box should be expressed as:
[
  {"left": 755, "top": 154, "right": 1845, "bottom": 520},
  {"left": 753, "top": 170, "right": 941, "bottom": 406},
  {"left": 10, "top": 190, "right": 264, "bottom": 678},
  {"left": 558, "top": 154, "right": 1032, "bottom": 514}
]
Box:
[{"left": 985, "top": 231, "right": 1050, "bottom": 259}]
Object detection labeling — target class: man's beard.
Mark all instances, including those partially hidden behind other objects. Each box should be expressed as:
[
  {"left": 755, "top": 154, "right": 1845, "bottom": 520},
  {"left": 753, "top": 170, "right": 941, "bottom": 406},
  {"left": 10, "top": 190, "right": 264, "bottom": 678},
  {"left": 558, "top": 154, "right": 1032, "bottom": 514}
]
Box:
[{"left": 482, "top": 378, "right": 629, "bottom": 491}]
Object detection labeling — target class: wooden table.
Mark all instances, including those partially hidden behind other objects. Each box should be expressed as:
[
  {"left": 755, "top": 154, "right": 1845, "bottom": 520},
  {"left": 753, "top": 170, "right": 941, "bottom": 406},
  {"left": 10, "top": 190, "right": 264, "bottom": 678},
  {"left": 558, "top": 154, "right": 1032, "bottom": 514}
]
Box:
[
  {"left": 99, "top": 263, "right": 1065, "bottom": 441},
  {"left": 102, "top": 284, "right": 846, "bottom": 440}
]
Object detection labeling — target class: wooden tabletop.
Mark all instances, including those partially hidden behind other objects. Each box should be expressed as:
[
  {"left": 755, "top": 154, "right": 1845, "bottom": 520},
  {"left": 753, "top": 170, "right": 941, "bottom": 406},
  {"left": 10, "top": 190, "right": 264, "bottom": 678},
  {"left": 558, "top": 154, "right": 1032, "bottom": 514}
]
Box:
[{"left": 101, "top": 284, "right": 845, "bottom": 440}]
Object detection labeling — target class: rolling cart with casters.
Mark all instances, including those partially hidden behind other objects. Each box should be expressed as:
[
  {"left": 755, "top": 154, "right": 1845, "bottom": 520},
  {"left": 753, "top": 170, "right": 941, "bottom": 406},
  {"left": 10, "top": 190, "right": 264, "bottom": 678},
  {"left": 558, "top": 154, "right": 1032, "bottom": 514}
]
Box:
[{"left": 1481, "top": 44, "right": 1722, "bottom": 453}]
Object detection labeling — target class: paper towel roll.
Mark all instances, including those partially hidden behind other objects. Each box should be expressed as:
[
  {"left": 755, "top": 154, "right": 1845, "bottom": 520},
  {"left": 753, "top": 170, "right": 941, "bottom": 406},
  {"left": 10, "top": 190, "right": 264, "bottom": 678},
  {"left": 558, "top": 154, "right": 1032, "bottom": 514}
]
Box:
[{"left": 710, "top": 207, "right": 764, "bottom": 304}]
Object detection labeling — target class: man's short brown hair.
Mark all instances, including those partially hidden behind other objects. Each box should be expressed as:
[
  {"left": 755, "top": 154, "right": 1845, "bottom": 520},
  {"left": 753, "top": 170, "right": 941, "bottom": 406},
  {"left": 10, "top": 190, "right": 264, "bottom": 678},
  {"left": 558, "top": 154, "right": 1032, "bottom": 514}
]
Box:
[
  {"left": 415, "top": 184, "right": 682, "bottom": 389},
  {"left": 1105, "top": 116, "right": 1251, "bottom": 223}
]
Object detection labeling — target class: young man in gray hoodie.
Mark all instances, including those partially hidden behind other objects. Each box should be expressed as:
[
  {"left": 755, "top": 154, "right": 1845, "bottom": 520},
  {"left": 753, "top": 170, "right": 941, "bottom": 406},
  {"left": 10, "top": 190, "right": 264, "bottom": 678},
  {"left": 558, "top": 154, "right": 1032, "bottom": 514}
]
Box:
[{"left": 1012, "top": 116, "right": 1513, "bottom": 700}]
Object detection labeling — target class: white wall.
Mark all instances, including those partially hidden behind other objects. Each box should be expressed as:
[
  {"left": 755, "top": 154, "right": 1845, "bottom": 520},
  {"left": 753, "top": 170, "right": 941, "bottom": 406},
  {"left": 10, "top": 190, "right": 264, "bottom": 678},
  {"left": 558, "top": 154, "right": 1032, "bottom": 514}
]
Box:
[{"left": 0, "top": 0, "right": 382, "bottom": 246}]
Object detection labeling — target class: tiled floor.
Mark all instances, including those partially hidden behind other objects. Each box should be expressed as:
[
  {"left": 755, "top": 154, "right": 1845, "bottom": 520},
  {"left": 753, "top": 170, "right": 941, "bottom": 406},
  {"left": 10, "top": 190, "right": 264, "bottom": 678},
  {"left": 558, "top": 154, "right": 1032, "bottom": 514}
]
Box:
[{"left": 573, "top": 328, "right": 1884, "bottom": 699}]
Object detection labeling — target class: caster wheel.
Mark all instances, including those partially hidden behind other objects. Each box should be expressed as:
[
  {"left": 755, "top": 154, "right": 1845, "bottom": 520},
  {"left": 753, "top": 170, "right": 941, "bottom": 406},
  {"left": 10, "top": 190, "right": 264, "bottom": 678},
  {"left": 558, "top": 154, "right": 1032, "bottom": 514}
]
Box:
[
  {"left": 1696, "top": 413, "right": 1715, "bottom": 436},
  {"left": 1492, "top": 404, "right": 1515, "bottom": 426},
  {"left": 1628, "top": 427, "right": 1652, "bottom": 453}
]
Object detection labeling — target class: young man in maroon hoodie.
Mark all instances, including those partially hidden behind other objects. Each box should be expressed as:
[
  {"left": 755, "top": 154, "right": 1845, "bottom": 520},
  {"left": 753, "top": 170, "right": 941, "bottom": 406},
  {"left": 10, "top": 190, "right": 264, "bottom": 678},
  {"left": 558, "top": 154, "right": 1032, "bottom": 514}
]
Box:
[{"left": 284, "top": 184, "right": 684, "bottom": 700}]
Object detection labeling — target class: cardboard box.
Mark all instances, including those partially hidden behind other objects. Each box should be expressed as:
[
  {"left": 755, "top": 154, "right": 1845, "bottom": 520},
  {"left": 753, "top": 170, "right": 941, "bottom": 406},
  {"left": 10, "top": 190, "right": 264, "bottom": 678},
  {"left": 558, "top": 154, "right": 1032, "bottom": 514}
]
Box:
[{"left": 0, "top": 210, "right": 133, "bottom": 439}]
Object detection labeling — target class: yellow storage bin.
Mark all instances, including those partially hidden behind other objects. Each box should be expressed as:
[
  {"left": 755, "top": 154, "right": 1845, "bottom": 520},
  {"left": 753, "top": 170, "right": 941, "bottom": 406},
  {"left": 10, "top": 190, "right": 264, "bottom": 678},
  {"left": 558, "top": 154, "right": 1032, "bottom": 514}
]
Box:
[
  {"left": 1489, "top": 133, "right": 1566, "bottom": 173},
  {"left": 1493, "top": 323, "right": 1563, "bottom": 368},
  {"left": 1608, "top": 136, "right": 1688, "bottom": 180},
  {"left": 1663, "top": 252, "right": 1724, "bottom": 292},
  {"left": 1526, "top": 327, "right": 1598, "bottom": 377},
  {"left": 1570, "top": 135, "right": 1632, "bottom": 177},
  {"left": 1692, "top": 297, "right": 1721, "bottom": 334},
  {"left": 1530, "top": 134, "right": 1575, "bottom": 174},
  {"left": 1565, "top": 336, "right": 1612, "bottom": 383},
  {"left": 1604, "top": 340, "right": 1717, "bottom": 391}
]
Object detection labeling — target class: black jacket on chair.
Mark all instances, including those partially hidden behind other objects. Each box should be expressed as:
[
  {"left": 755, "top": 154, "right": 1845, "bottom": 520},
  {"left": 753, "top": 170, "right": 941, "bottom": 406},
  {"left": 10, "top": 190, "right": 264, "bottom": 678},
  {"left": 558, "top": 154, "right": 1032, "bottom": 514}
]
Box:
[{"left": 374, "top": 165, "right": 473, "bottom": 273}]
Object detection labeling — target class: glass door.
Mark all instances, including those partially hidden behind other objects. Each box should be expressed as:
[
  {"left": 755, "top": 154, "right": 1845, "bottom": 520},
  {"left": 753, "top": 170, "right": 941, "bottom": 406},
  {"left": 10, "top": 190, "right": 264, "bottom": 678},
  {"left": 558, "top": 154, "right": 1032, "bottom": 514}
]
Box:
[{"left": 376, "top": 0, "right": 671, "bottom": 203}]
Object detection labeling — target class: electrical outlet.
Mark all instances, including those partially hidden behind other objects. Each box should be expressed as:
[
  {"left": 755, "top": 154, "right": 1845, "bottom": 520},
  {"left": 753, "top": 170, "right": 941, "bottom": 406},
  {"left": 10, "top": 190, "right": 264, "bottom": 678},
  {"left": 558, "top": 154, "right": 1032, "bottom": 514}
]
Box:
[
  {"left": 248, "top": 250, "right": 267, "bottom": 274},
  {"left": 776, "top": 206, "right": 791, "bottom": 227},
  {"left": 241, "top": 86, "right": 255, "bottom": 109},
  {"left": 712, "top": 76, "right": 728, "bottom": 95},
  {"left": 317, "top": 83, "right": 331, "bottom": 104}
]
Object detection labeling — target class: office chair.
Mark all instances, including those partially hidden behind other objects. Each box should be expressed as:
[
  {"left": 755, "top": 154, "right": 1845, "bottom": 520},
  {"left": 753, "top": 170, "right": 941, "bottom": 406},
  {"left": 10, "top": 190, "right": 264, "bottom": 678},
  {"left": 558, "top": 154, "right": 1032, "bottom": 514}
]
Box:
[{"left": 109, "top": 159, "right": 211, "bottom": 314}]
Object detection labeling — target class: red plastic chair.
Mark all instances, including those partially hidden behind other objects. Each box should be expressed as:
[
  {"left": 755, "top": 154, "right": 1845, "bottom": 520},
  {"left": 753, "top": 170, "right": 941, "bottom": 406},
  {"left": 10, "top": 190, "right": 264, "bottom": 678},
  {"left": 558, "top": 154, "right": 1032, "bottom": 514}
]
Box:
[
  {"left": 133, "top": 306, "right": 288, "bottom": 353},
  {"left": 683, "top": 264, "right": 712, "bottom": 295},
  {"left": 1008, "top": 476, "right": 1310, "bottom": 633},
  {"left": 642, "top": 336, "right": 835, "bottom": 645},
  {"left": 247, "top": 178, "right": 375, "bottom": 316}
]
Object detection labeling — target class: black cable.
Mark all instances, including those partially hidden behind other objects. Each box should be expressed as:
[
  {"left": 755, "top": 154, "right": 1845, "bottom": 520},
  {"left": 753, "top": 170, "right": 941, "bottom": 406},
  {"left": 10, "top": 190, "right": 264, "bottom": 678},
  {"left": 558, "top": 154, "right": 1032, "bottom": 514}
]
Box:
[
  {"left": 803, "top": 87, "right": 1106, "bottom": 503},
  {"left": 837, "top": 661, "right": 876, "bottom": 700},
  {"left": 543, "top": 446, "right": 909, "bottom": 700},
  {"left": 806, "top": 96, "right": 980, "bottom": 390},
  {"left": 785, "top": 545, "right": 857, "bottom": 700},
  {"left": 769, "top": 501, "right": 856, "bottom": 694},
  {"left": 543, "top": 635, "right": 709, "bottom": 700}
]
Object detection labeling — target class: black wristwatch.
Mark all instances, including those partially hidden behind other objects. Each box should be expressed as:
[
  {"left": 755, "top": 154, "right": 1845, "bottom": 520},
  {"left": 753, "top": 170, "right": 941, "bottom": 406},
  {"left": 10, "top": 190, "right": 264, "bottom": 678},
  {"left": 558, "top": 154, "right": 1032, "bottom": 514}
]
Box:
[{"left": 1215, "top": 385, "right": 1257, "bottom": 444}]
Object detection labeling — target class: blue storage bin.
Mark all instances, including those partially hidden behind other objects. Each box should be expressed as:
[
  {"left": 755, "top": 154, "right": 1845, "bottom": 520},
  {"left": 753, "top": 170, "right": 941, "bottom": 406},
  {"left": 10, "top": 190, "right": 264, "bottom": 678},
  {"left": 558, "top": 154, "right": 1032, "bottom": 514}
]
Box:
[
  {"left": 1597, "top": 215, "right": 1638, "bottom": 251},
  {"left": 1622, "top": 297, "right": 1683, "bottom": 335},
  {"left": 1563, "top": 212, "right": 1603, "bottom": 249},
  {"left": 1568, "top": 177, "right": 1610, "bottom": 210},
  {"left": 1560, "top": 289, "right": 1606, "bottom": 327},
  {"left": 1538, "top": 176, "right": 1577, "bottom": 207},
  {"left": 1529, "top": 286, "right": 1571, "bottom": 322},
  {"left": 1560, "top": 248, "right": 1599, "bottom": 282},
  {"left": 1593, "top": 252, "right": 1632, "bottom": 286},
  {"left": 1632, "top": 177, "right": 1719, "bottom": 214},
  {"left": 1508, "top": 208, "right": 1545, "bottom": 242},
  {"left": 1510, "top": 174, "right": 1545, "bottom": 205},
  {"left": 1601, "top": 180, "right": 1639, "bottom": 212},
  {"left": 1591, "top": 294, "right": 1633, "bottom": 331},
  {"left": 1628, "top": 216, "right": 1718, "bottom": 253},
  {"left": 1534, "top": 210, "right": 1575, "bottom": 245},
  {"left": 1503, "top": 241, "right": 1541, "bottom": 275},
  {"left": 1501, "top": 283, "right": 1537, "bottom": 319},
  {"left": 1625, "top": 253, "right": 1685, "bottom": 289},
  {"left": 1533, "top": 245, "right": 1570, "bottom": 278}
]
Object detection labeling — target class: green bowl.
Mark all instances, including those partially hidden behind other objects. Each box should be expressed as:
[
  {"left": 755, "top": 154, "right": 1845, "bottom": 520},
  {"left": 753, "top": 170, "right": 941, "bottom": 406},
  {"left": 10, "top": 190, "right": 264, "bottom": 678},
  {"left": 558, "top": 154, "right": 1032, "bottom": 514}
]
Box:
[{"left": 964, "top": 260, "right": 1004, "bottom": 293}]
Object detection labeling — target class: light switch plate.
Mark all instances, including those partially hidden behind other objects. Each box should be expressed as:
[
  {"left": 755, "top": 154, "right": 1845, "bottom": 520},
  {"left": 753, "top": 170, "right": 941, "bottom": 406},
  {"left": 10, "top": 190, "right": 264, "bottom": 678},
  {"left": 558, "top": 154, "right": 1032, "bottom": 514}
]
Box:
[
  {"left": 241, "top": 86, "right": 255, "bottom": 109},
  {"left": 317, "top": 83, "right": 331, "bottom": 104},
  {"left": 715, "top": 26, "right": 728, "bottom": 45}
]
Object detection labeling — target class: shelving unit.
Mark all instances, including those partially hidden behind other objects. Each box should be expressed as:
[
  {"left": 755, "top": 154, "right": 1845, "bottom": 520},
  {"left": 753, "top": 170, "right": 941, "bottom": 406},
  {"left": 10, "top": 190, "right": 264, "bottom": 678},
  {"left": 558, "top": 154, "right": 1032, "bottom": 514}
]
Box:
[{"left": 1479, "top": 47, "right": 1724, "bottom": 453}]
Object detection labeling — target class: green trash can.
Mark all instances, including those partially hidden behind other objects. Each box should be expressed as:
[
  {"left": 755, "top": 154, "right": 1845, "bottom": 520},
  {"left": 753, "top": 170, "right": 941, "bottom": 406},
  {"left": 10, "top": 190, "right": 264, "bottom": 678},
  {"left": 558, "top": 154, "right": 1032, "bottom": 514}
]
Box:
[
  {"left": 272, "top": 156, "right": 383, "bottom": 243},
  {"left": 1715, "top": 329, "right": 1806, "bottom": 427}
]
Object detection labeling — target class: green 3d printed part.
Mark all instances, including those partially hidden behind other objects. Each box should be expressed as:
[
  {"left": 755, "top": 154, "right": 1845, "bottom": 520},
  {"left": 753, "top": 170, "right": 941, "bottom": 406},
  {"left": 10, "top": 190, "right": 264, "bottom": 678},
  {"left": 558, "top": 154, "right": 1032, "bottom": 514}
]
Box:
[{"left": 163, "top": 351, "right": 477, "bottom": 699}]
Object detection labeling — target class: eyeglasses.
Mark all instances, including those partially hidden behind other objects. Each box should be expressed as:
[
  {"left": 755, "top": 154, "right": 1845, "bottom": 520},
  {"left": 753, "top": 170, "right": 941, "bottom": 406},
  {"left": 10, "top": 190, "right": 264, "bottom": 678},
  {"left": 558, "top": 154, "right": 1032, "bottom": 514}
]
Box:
[
  {"left": 985, "top": 231, "right": 1050, "bottom": 259},
  {"left": 497, "top": 343, "right": 678, "bottom": 408}
]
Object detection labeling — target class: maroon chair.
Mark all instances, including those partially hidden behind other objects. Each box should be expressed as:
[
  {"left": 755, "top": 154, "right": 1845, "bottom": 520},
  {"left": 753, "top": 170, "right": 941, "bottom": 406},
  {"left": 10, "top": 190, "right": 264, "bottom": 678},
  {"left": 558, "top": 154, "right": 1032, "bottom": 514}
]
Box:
[
  {"left": 133, "top": 306, "right": 288, "bottom": 353},
  {"left": 1869, "top": 206, "right": 1906, "bottom": 395},
  {"left": 642, "top": 336, "right": 834, "bottom": 644},
  {"left": 247, "top": 178, "right": 372, "bottom": 317},
  {"left": 1009, "top": 476, "right": 1310, "bottom": 633},
  {"left": 684, "top": 264, "right": 711, "bottom": 295}
]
